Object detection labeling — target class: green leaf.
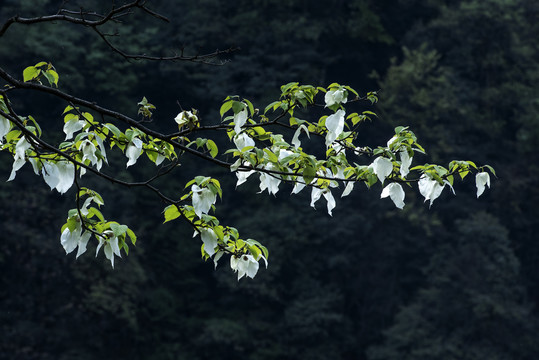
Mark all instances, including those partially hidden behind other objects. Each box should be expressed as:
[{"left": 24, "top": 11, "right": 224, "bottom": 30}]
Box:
[
  {"left": 395, "top": 126, "right": 405, "bottom": 134},
  {"left": 302, "top": 164, "right": 316, "bottom": 185},
  {"left": 264, "top": 101, "right": 280, "bottom": 114},
  {"left": 484, "top": 164, "right": 496, "bottom": 177},
  {"left": 244, "top": 99, "right": 255, "bottom": 116},
  {"left": 126, "top": 228, "right": 137, "bottom": 245},
  {"left": 63, "top": 105, "right": 74, "bottom": 114},
  {"left": 219, "top": 100, "right": 233, "bottom": 118},
  {"left": 104, "top": 123, "right": 122, "bottom": 138},
  {"left": 110, "top": 223, "right": 128, "bottom": 237},
  {"left": 42, "top": 71, "right": 55, "bottom": 86},
  {"left": 263, "top": 148, "right": 278, "bottom": 163},
  {"left": 23, "top": 66, "right": 39, "bottom": 82},
  {"left": 88, "top": 207, "right": 105, "bottom": 222},
  {"left": 27, "top": 116, "right": 42, "bottom": 137},
  {"left": 66, "top": 216, "right": 78, "bottom": 232},
  {"left": 231, "top": 101, "right": 245, "bottom": 114},
  {"left": 163, "top": 205, "right": 182, "bottom": 223}
]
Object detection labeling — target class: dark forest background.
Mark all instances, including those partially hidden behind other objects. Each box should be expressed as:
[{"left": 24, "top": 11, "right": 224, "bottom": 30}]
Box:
[{"left": 1, "top": 0, "right": 538, "bottom": 359}]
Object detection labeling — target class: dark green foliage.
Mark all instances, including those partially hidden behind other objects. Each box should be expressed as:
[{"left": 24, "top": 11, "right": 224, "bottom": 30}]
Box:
[
  {"left": 1, "top": 0, "right": 539, "bottom": 359},
  {"left": 367, "top": 213, "right": 538, "bottom": 360}
]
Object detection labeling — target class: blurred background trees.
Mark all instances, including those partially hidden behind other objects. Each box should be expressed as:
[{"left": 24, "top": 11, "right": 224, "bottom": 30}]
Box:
[{"left": 1, "top": 0, "right": 538, "bottom": 359}]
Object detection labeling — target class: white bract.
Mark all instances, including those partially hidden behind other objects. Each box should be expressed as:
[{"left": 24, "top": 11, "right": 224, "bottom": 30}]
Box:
[
  {"left": 233, "top": 132, "right": 255, "bottom": 151},
  {"left": 55, "top": 161, "right": 75, "bottom": 194},
  {"left": 370, "top": 157, "right": 393, "bottom": 184},
  {"left": 126, "top": 137, "right": 143, "bottom": 168},
  {"left": 387, "top": 136, "right": 413, "bottom": 177},
  {"left": 94, "top": 134, "right": 108, "bottom": 165},
  {"left": 476, "top": 172, "right": 490, "bottom": 198},
  {"left": 291, "top": 177, "right": 306, "bottom": 194},
  {"left": 79, "top": 139, "right": 100, "bottom": 169},
  {"left": 235, "top": 168, "right": 255, "bottom": 187},
  {"left": 233, "top": 108, "right": 248, "bottom": 134},
  {"left": 387, "top": 135, "right": 398, "bottom": 148},
  {"left": 42, "top": 161, "right": 75, "bottom": 194},
  {"left": 96, "top": 232, "right": 122, "bottom": 268},
  {"left": 310, "top": 187, "right": 336, "bottom": 216},
  {"left": 199, "top": 227, "right": 218, "bottom": 256},
  {"left": 230, "top": 254, "right": 259, "bottom": 281},
  {"left": 418, "top": 174, "right": 455, "bottom": 207},
  {"left": 63, "top": 118, "right": 85, "bottom": 140},
  {"left": 341, "top": 182, "right": 354, "bottom": 198},
  {"left": 0, "top": 116, "right": 10, "bottom": 143},
  {"left": 324, "top": 89, "right": 348, "bottom": 107},
  {"left": 291, "top": 124, "right": 310, "bottom": 149},
  {"left": 155, "top": 154, "right": 165, "bottom": 166},
  {"left": 381, "top": 182, "right": 405, "bottom": 209},
  {"left": 191, "top": 184, "right": 217, "bottom": 218},
  {"left": 60, "top": 225, "right": 91, "bottom": 259},
  {"left": 174, "top": 110, "right": 197, "bottom": 126},
  {"left": 277, "top": 149, "right": 294, "bottom": 162},
  {"left": 258, "top": 164, "right": 281, "bottom": 195},
  {"left": 399, "top": 150, "right": 412, "bottom": 177},
  {"left": 8, "top": 136, "right": 31, "bottom": 181},
  {"left": 325, "top": 109, "right": 346, "bottom": 147},
  {"left": 213, "top": 250, "right": 224, "bottom": 269},
  {"left": 42, "top": 161, "right": 60, "bottom": 190}
]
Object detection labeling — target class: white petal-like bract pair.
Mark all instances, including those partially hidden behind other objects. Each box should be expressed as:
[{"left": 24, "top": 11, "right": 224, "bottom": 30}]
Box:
[
  {"left": 174, "top": 110, "right": 197, "bottom": 126},
  {"left": 61, "top": 226, "right": 91, "bottom": 259},
  {"left": 418, "top": 174, "right": 455, "bottom": 207},
  {"left": 230, "top": 254, "right": 259, "bottom": 281},
  {"left": 310, "top": 187, "right": 336, "bottom": 216},
  {"left": 258, "top": 164, "right": 281, "bottom": 195},
  {"left": 96, "top": 234, "right": 122, "bottom": 268},
  {"left": 324, "top": 89, "right": 348, "bottom": 107},
  {"left": 42, "top": 161, "right": 75, "bottom": 194},
  {"left": 233, "top": 132, "right": 255, "bottom": 151},
  {"left": 191, "top": 184, "right": 217, "bottom": 218},
  {"left": 381, "top": 182, "right": 405, "bottom": 209}
]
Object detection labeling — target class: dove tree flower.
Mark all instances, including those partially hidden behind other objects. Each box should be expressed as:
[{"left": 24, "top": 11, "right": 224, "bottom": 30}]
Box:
[
  {"left": 191, "top": 184, "right": 217, "bottom": 218},
  {"left": 381, "top": 182, "right": 405, "bottom": 209},
  {"left": 476, "top": 172, "right": 491, "bottom": 198},
  {"left": 230, "top": 254, "right": 260, "bottom": 281},
  {"left": 324, "top": 88, "right": 348, "bottom": 107},
  {"left": 60, "top": 225, "right": 91, "bottom": 259},
  {"left": 174, "top": 110, "right": 198, "bottom": 127},
  {"left": 258, "top": 167, "right": 281, "bottom": 195},
  {"left": 41, "top": 161, "right": 75, "bottom": 194},
  {"left": 233, "top": 132, "right": 255, "bottom": 152},
  {"left": 418, "top": 174, "right": 455, "bottom": 207},
  {"left": 96, "top": 232, "right": 122, "bottom": 268},
  {"left": 310, "top": 187, "right": 336, "bottom": 216}
]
